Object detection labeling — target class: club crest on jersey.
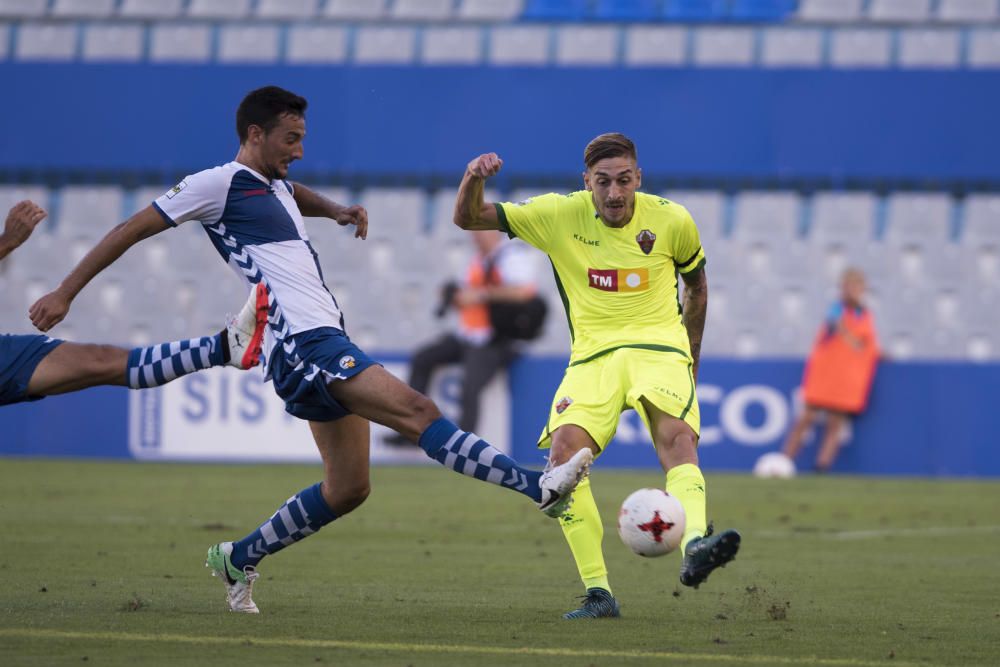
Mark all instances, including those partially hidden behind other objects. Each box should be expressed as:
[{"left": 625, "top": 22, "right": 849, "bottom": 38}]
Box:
[
  {"left": 339, "top": 355, "right": 356, "bottom": 370},
  {"left": 165, "top": 180, "right": 187, "bottom": 199},
  {"left": 555, "top": 396, "right": 574, "bottom": 414},
  {"left": 636, "top": 229, "right": 656, "bottom": 255}
]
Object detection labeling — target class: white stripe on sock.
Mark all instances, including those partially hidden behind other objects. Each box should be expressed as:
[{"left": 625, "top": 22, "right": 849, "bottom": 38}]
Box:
[
  {"left": 277, "top": 507, "right": 300, "bottom": 536},
  {"left": 294, "top": 497, "right": 311, "bottom": 524},
  {"left": 260, "top": 522, "right": 280, "bottom": 547},
  {"left": 442, "top": 429, "right": 464, "bottom": 453},
  {"left": 179, "top": 349, "right": 196, "bottom": 374},
  {"left": 457, "top": 434, "right": 481, "bottom": 457}
]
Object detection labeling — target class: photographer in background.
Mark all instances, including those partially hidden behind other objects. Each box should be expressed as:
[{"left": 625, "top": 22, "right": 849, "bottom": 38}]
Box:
[{"left": 387, "top": 230, "right": 544, "bottom": 442}]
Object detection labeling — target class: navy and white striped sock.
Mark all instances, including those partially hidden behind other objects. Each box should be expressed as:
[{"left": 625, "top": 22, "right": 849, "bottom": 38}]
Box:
[
  {"left": 418, "top": 417, "right": 542, "bottom": 503},
  {"left": 230, "top": 482, "right": 337, "bottom": 569},
  {"left": 125, "top": 334, "right": 225, "bottom": 389}
]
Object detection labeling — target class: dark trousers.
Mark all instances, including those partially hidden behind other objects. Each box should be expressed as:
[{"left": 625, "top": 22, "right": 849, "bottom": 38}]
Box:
[{"left": 408, "top": 333, "right": 517, "bottom": 433}]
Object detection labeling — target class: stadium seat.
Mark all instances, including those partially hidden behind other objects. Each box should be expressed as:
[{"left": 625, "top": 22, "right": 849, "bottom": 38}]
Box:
[
  {"left": 730, "top": 0, "right": 798, "bottom": 22},
  {"left": 218, "top": 25, "right": 280, "bottom": 64},
  {"left": 81, "top": 24, "right": 144, "bottom": 62},
  {"left": 392, "top": 0, "right": 455, "bottom": 21},
  {"left": 52, "top": 0, "right": 114, "bottom": 17},
  {"left": 15, "top": 22, "right": 77, "bottom": 61},
  {"left": 883, "top": 192, "right": 953, "bottom": 244},
  {"left": 592, "top": 0, "right": 661, "bottom": 22},
  {"left": 489, "top": 26, "right": 551, "bottom": 65},
  {"left": 56, "top": 186, "right": 124, "bottom": 235},
  {"left": 623, "top": 25, "right": 687, "bottom": 65},
  {"left": 882, "top": 192, "right": 957, "bottom": 287},
  {"left": 867, "top": 0, "right": 932, "bottom": 23},
  {"left": 323, "top": 0, "right": 388, "bottom": 20},
  {"left": 456, "top": 0, "right": 525, "bottom": 21},
  {"left": 354, "top": 26, "right": 417, "bottom": 64},
  {"left": 808, "top": 191, "right": 883, "bottom": 285},
  {"left": 256, "top": 0, "right": 319, "bottom": 19},
  {"left": 286, "top": 26, "right": 348, "bottom": 64},
  {"left": 522, "top": 0, "right": 590, "bottom": 22},
  {"left": 118, "top": 0, "right": 184, "bottom": 19},
  {"left": 958, "top": 194, "right": 1000, "bottom": 286},
  {"left": 968, "top": 29, "right": 1000, "bottom": 68},
  {"left": 962, "top": 194, "right": 1000, "bottom": 243},
  {"left": 829, "top": 28, "right": 892, "bottom": 68},
  {"left": 760, "top": 27, "right": 823, "bottom": 67},
  {"left": 187, "top": 0, "right": 251, "bottom": 19},
  {"left": 663, "top": 0, "right": 731, "bottom": 22},
  {"left": 732, "top": 191, "right": 802, "bottom": 242},
  {"left": 898, "top": 29, "right": 961, "bottom": 68},
  {"left": 359, "top": 187, "right": 428, "bottom": 276},
  {"left": 796, "top": 0, "right": 863, "bottom": 22},
  {"left": 936, "top": 0, "right": 998, "bottom": 23},
  {"left": 149, "top": 24, "right": 212, "bottom": 62},
  {"left": 693, "top": 27, "right": 755, "bottom": 66},
  {"left": 809, "top": 192, "right": 877, "bottom": 245},
  {"left": 666, "top": 190, "right": 727, "bottom": 242},
  {"left": 555, "top": 25, "right": 618, "bottom": 66},
  {"left": 0, "top": 0, "right": 46, "bottom": 18},
  {"left": 421, "top": 26, "right": 483, "bottom": 65}
]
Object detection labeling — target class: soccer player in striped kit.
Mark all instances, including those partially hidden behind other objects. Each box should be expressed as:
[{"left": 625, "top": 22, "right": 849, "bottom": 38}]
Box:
[
  {"left": 29, "top": 86, "right": 592, "bottom": 614},
  {"left": 453, "top": 135, "right": 741, "bottom": 619},
  {"left": 1, "top": 201, "right": 267, "bottom": 408}
]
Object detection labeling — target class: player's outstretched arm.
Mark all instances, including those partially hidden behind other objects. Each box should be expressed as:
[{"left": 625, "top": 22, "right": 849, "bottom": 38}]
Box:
[
  {"left": 291, "top": 182, "right": 368, "bottom": 239},
  {"left": 453, "top": 153, "right": 503, "bottom": 231},
  {"left": 0, "top": 201, "right": 47, "bottom": 261},
  {"left": 29, "top": 206, "right": 170, "bottom": 332},
  {"left": 680, "top": 267, "right": 708, "bottom": 383}
]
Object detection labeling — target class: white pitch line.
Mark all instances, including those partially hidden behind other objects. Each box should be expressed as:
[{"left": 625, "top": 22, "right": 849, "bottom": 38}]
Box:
[
  {"left": 758, "top": 524, "right": 1000, "bottom": 540},
  {"left": 0, "top": 628, "right": 917, "bottom": 667}
]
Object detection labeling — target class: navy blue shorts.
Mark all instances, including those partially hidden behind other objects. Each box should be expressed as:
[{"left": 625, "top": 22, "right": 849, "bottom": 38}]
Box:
[
  {"left": 267, "top": 327, "right": 379, "bottom": 422},
  {"left": 0, "top": 334, "right": 64, "bottom": 407}
]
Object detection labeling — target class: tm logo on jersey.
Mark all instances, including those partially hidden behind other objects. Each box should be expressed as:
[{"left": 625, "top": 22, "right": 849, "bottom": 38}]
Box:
[{"left": 588, "top": 268, "right": 649, "bottom": 292}]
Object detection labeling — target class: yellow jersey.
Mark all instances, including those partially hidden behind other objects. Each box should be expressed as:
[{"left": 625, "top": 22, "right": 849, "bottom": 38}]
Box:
[{"left": 496, "top": 191, "right": 705, "bottom": 366}]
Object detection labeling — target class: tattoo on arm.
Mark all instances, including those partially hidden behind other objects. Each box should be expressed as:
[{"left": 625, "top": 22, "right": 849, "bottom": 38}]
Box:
[{"left": 680, "top": 268, "right": 708, "bottom": 381}]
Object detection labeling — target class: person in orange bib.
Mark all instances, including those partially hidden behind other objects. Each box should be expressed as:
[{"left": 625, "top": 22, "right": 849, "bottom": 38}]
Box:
[{"left": 782, "top": 268, "right": 880, "bottom": 472}]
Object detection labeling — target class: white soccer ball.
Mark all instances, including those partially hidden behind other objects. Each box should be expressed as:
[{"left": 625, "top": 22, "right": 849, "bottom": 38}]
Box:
[
  {"left": 617, "top": 488, "right": 686, "bottom": 557},
  {"left": 753, "top": 452, "right": 797, "bottom": 479}
]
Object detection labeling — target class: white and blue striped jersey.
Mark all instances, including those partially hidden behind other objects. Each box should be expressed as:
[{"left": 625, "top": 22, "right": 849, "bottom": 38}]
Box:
[{"left": 153, "top": 161, "right": 344, "bottom": 377}]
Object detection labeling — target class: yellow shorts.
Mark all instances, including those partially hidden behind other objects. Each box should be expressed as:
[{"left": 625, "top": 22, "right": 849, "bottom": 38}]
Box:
[{"left": 536, "top": 346, "right": 700, "bottom": 451}]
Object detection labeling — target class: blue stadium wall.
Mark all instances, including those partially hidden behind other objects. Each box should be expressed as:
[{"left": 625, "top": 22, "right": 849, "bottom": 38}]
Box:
[
  {"left": 2, "top": 64, "right": 999, "bottom": 185},
  {"left": 3, "top": 358, "right": 999, "bottom": 478}
]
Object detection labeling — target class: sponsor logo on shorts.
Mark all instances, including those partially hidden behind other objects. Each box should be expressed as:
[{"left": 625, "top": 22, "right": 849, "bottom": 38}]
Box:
[
  {"left": 636, "top": 229, "right": 656, "bottom": 255},
  {"left": 165, "top": 180, "right": 187, "bottom": 199},
  {"left": 587, "top": 268, "right": 649, "bottom": 292},
  {"left": 339, "top": 355, "right": 356, "bottom": 370},
  {"left": 555, "top": 396, "right": 573, "bottom": 414}
]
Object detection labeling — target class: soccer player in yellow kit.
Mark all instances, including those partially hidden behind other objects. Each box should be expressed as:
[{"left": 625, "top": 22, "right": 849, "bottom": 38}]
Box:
[{"left": 453, "top": 133, "right": 740, "bottom": 619}]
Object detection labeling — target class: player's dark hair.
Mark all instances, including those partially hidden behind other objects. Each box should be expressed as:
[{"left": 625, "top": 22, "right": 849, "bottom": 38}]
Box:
[
  {"left": 584, "top": 133, "right": 637, "bottom": 169},
  {"left": 236, "top": 86, "right": 308, "bottom": 143}
]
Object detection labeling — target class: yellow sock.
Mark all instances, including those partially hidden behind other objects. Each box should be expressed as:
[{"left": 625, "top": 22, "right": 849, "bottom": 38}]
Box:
[
  {"left": 559, "top": 477, "right": 611, "bottom": 594},
  {"left": 666, "top": 463, "right": 707, "bottom": 552}
]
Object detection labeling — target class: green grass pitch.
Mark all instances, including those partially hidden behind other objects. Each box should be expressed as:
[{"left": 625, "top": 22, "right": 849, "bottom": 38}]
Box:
[{"left": 1, "top": 458, "right": 998, "bottom": 666}]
